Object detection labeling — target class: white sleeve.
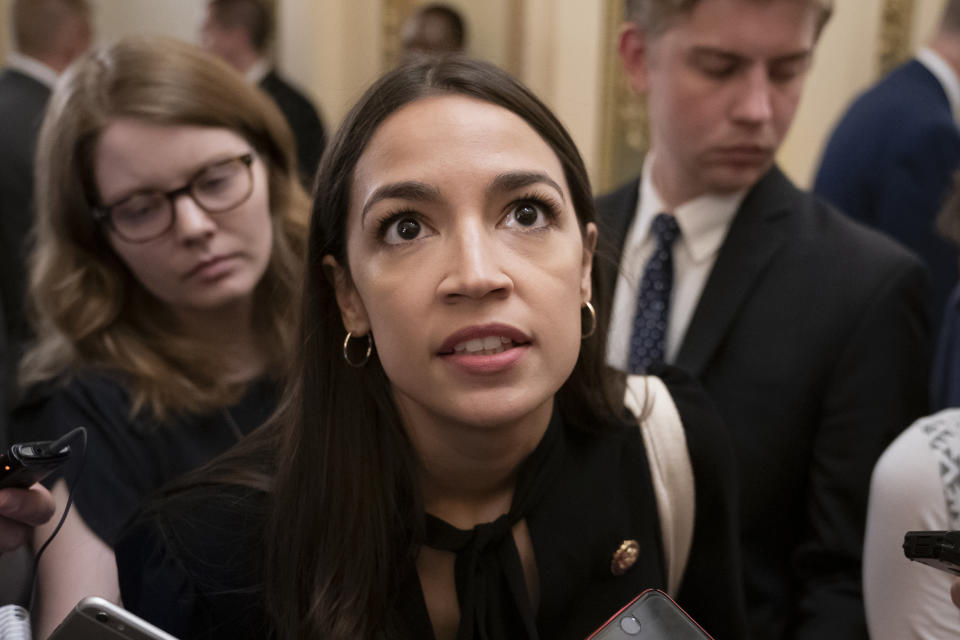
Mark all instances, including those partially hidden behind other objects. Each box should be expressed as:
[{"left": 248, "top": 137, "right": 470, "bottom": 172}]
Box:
[{"left": 864, "top": 410, "right": 960, "bottom": 640}]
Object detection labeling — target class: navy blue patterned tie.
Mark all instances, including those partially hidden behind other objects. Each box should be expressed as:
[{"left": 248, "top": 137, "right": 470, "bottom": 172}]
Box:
[{"left": 628, "top": 213, "right": 680, "bottom": 373}]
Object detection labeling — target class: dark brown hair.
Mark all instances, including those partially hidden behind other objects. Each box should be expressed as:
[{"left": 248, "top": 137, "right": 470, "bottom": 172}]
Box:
[
  {"left": 941, "top": 0, "right": 960, "bottom": 33},
  {"left": 264, "top": 55, "right": 619, "bottom": 638}
]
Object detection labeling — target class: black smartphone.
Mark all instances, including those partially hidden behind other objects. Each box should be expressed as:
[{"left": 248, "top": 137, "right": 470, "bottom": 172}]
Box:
[
  {"left": 903, "top": 530, "right": 960, "bottom": 576},
  {"left": 587, "top": 589, "right": 713, "bottom": 640},
  {"left": 0, "top": 438, "right": 71, "bottom": 490}
]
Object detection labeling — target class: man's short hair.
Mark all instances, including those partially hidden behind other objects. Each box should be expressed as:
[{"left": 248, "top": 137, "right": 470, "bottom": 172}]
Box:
[
  {"left": 12, "top": 0, "right": 89, "bottom": 57},
  {"left": 416, "top": 3, "right": 467, "bottom": 50},
  {"left": 940, "top": 0, "right": 960, "bottom": 33},
  {"left": 207, "top": 0, "right": 272, "bottom": 53},
  {"left": 624, "top": 0, "right": 833, "bottom": 37}
]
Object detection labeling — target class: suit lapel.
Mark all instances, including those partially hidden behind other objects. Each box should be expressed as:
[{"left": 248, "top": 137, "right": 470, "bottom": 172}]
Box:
[
  {"left": 596, "top": 177, "right": 640, "bottom": 303},
  {"left": 674, "top": 167, "right": 796, "bottom": 377}
]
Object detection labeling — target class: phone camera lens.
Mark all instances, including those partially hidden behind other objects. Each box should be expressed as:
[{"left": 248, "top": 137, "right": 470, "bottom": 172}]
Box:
[
  {"left": 619, "top": 615, "right": 642, "bottom": 635},
  {"left": 95, "top": 610, "right": 109, "bottom": 624}
]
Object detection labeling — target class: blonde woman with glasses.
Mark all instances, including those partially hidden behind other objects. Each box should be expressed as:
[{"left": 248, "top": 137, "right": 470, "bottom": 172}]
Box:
[{"left": 9, "top": 37, "right": 307, "bottom": 638}]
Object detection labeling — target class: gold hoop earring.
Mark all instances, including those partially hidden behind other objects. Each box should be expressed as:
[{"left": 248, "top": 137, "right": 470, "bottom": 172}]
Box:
[
  {"left": 582, "top": 301, "right": 597, "bottom": 339},
  {"left": 343, "top": 332, "right": 372, "bottom": 367}
]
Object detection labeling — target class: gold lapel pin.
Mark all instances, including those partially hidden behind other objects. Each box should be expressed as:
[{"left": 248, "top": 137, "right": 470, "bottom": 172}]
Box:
[{"left": 611, "top": 539, "right": 640, "bottom": 576}]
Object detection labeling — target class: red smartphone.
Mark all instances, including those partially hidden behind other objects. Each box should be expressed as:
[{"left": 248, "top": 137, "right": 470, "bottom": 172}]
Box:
[{"left": 586, "top": 589, "right": 713, "bottom": 640}]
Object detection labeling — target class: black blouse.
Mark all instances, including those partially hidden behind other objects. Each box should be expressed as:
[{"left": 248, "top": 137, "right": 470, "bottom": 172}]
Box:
[
  {"left": 115, "top": 366, "right": 746, "bottom": 639},
  {"left": 10, "top": 369, "right": 278, "bottom": 545}
]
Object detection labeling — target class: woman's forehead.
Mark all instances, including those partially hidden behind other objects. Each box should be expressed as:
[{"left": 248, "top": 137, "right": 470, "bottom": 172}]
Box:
[{"left": 350, "top": 94, "right": 568, "bottom": 200}]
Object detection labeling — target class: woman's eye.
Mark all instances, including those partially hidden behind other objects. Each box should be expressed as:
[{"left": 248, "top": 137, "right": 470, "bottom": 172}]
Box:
[
  {"left": 504, "top": 202, "right": 550, "bottom": 229},
  {"left": 383, "top": 216, "right": 423, "bottom": 244}
]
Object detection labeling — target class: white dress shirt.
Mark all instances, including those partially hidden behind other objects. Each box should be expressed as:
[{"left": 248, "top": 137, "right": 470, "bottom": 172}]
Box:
[
  {"left": 606, "top": 155, "right": 745, "bottom": 372},
  {"left": 5, "top": 52, "right": 59, "bottom": 89},
  {"left": 917, "top": 47, "right": 960, "bottom": 126},
  {"left": 244, "top": 57, "right": 271, "bottom": 85}
]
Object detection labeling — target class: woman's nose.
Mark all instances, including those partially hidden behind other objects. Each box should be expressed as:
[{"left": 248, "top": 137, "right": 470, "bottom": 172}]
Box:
[
  {"left": 172, "top": 194, "right": 217, "bottom": 244},
  {"left": 437, "top": 223, "right": 513, "bottom": 301}
]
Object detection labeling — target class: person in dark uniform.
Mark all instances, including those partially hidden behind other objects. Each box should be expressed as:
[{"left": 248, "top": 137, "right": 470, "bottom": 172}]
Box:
[
  {"left": 201, "top": 0, "right": 327, "bottom": 187},
  {"left": 814, "top": 0, "right": 960, "bottom": 326},
  {"left": 0, "top": 0, "right": 91, "bottom": 443},
  {"left": 598, "top": 1, "right": 932, "bottom": 638}
]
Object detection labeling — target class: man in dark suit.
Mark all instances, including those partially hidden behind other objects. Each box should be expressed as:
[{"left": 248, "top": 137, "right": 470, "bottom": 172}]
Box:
[
  {"left": 0, "top": 0, "right": 91, "bottom": 441},
  {"left": 814, "top": 0, "right": 960, "bottom": 327},
  {"left": 599, "top": 1, "right": 932, "bottom": 639},
  {"left": 201, "top": 0, "right": 326, "bottom": 187}
]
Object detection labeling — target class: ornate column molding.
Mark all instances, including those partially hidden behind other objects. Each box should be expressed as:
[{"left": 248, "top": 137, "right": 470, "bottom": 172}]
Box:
[
  {"left": 597, "top": 0, "right": 646, "bottom": 193},
  {"left": 381, "top": 0, "right": 419, "bottom": 69},
  {"left": 877, "top": 0, "right": 915, "bottom": 76}
]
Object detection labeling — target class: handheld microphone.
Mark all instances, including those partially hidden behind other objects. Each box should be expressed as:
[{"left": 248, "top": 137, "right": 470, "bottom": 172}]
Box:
[{"left": 0, "top": 604, "right": 31, "bottom": 640}]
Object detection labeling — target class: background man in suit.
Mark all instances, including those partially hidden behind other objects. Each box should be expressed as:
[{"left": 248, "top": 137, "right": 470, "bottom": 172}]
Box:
[
  {"left": 399, "top": 3, "right": 467, "bottom": 61},
  {"left": 201, "top": 0, "right": 326, "bottom": 186},
  {"left": 598, "top": 1, "right": 932, "bottom": 638},
  {"left": 0, "top": 0, "right": 91, "bottom": 444},
  {"left": 814, "top": 0, "right": 960, "bottom": 329}
]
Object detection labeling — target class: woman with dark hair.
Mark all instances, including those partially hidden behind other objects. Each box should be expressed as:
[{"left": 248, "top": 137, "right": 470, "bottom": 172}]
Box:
[{"left": 117, "top": 56, "right": 744, "bottom": 640}]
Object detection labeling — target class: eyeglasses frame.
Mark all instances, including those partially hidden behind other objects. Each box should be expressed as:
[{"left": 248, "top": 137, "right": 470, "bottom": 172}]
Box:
[{"left": 91, "top": 152, "right": 256, "bottom": 244}]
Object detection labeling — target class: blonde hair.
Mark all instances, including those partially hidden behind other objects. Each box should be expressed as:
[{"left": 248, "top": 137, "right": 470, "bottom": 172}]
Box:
[{"left": 20, "top": 36, "right": 308, "bottom": 418}]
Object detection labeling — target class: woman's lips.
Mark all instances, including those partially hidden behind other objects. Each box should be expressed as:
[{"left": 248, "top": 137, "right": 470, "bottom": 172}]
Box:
[
  {"left": 184, "top": 254, "right": 236, "bottom": 281},
  {"left": 437, "top": 323, "right": 531, "bottom": 374},
  {"left": 437, "top": 323, "right": 531, "bottom": 355},
  {"left": 441, "top": 343, "right": 530, "bottom": 374}
]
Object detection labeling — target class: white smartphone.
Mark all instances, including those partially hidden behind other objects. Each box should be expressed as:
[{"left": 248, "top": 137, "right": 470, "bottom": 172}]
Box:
[{"left": 47, "top": 597, "right": 178, "bottom": 640}]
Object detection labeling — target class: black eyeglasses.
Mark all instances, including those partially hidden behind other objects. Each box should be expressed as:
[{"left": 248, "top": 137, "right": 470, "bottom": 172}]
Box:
[{"left": 92, "top": 153, "right": 255, "bottom": 243}]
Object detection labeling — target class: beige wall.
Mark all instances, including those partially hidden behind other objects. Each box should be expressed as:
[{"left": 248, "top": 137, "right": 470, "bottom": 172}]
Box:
[
  {"left": 87, "top": 0, "right": 206, "bottom": 43},
  {"left": 277, "top": 0, "right": 381, "bottom": 131},
  {"left": 0, "top": 0, "right": 207, "bottom": 58},
  {"left": 521, "top": 1, "right": 607, "bottom": 186}
]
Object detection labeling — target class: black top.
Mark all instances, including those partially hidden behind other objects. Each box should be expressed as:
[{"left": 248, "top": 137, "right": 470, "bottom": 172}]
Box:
[
  {"left": 9, "top": 369, "right": 279, "bottom": 545},
  {"left": 258, "top": 69, "right": 326, "bottom": 188},
  {"left": 115, "top": 366, "right": 745, "bottom": 639},
  {"left": 0, "top": 68, "right": 52, "bottom": 446}
]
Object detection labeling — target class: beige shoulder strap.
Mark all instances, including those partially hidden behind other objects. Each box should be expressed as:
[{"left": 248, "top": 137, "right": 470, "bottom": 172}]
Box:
[{"left": 623, "top": 374, "right": 695, "bottom": 596}]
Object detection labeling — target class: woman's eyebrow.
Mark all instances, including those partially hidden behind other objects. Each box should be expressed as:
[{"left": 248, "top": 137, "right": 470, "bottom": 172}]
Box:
[
  {"left": 361, "top": 181, "right": 442, "bottom": 224},
  {"left": 488, "top": 171, "right": 565, "bottom": 202}
]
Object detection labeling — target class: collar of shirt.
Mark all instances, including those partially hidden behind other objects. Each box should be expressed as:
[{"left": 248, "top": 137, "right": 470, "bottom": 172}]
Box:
[
  {"left": 6, "top": 52, "right": 59, "bottom": 89},
  {"left": 628, "top": 153, "right": 745, "bottom": 267},
  {"left": 245, "top": 58, "right": 271, "bottom": 85},
  {"left": 917, "top": 47, "right": 960, "bottom": 126}
]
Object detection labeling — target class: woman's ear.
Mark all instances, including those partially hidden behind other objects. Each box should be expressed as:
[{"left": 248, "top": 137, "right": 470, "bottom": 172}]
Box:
[
  {"left": 322, "top": 255, "right": 370, "bottom": 335},
  {"left": 581, "top": 222, "right": 598, "bottom": 303}
]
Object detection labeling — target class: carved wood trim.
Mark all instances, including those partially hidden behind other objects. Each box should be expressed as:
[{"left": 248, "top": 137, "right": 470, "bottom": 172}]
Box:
[
  {"left": 597, "top": 0, "right": 647, "bottom": 193},
  {"left": 877, "top": 0, "right": 916, "bottom": 76}
]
